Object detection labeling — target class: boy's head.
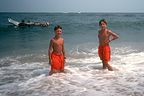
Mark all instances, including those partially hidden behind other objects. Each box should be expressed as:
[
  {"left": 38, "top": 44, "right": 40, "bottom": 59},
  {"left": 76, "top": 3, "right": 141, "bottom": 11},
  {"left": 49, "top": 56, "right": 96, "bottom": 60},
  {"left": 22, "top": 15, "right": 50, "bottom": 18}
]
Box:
[
  {"left": 54, "top": 25, "right": 62, "bottom": 35},
  {"left": 99, "top": 19, "right": 107, "bottom": 29},
  {"left": 21, "top": 20, "right": 25, "bottom": 23}
]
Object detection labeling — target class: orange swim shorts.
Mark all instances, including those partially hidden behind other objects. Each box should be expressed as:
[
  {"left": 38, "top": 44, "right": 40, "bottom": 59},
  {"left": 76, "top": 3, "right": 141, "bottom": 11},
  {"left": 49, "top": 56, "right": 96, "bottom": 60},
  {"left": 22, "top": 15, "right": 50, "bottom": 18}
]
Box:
[
  {"left": 51, "top": 52, "right": 64, "bottom": 71},
  {"left": 98, "top": 45, "right": 111, "bottom": 61}
]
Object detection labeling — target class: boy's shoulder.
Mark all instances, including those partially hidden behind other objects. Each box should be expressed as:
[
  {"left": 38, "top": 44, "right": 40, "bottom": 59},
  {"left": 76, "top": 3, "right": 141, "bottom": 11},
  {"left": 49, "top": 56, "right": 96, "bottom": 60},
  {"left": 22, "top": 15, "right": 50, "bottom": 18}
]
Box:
[
  {"left": 107, "top": 29, "right": 113, "bottom": 33},
  {"left": 50, "top": 37, "right": 55, "bottom": 41},
  {"left": 108, "top": 29, "right": 113, "bottom": 34},
  {"left": 51, "top": 37, "right": 64, "bottom": 41},
  {"left": 107, "top": 29, "right": 112, "bottom": 31},
  {"left": 60, "top": 37, "right": 64, "bottom": 39},
  {"left": 60, "top": 37, "right": 64, "bottom": 42},
  {"left": 98, "top": 29, "right": 101, "bottom": 34}
]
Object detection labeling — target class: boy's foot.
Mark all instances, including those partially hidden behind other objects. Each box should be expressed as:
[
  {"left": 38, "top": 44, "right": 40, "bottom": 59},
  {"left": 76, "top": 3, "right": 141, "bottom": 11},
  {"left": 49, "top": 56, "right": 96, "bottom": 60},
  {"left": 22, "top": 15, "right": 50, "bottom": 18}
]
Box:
[
  {"left": 103, "top": 63, "right": 107, "bottom": 69},
  {"left": 108, "top": 67, "right": 113, "bottom": 71},
  {"left": 60, "top": 70, "right": 66, "bottom": 73},
  {"left": 49, "top": 71, "right": 53, "bottom": 75}
]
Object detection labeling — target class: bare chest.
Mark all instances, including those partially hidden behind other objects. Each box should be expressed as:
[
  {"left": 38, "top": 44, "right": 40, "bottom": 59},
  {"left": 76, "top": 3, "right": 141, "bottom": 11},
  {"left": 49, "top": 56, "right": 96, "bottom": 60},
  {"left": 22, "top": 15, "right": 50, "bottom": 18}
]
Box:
[
  {"left": 99, "top": 31, "right": 109, "bottom": 39},
  {"left": 52, "top": 39, "right": 63, "bottom": 46}
]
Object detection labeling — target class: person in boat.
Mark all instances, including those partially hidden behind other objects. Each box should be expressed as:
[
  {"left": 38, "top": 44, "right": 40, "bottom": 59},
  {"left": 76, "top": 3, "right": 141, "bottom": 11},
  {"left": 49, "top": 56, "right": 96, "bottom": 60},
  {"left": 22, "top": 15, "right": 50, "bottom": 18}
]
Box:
[{"left": 18, "top": 20, "right": 28, "bottom": 26}]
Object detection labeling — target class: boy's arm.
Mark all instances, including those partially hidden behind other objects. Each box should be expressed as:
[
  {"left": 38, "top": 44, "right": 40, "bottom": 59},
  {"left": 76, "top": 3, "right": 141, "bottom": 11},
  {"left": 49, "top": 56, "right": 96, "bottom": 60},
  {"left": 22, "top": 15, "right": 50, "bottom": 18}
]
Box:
[
  {"left": 98, "top": 30, "right": 100, "bottom": 38},
  {"left": 108, "top": 30, "right": 119, "bottom": 42},
  {"left": 48, "top": 39, "right": 53, "bottom": 65},
  {"left": 62, "top": 39, "right": 66, "bottom": 59}
]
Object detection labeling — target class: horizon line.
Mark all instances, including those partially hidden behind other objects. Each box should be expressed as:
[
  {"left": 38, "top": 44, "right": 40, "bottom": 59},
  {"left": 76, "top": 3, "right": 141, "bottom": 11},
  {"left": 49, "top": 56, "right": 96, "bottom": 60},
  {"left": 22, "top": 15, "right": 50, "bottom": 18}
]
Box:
[{"left": 0, "top": 11, "right": 144, "bottom": 14}]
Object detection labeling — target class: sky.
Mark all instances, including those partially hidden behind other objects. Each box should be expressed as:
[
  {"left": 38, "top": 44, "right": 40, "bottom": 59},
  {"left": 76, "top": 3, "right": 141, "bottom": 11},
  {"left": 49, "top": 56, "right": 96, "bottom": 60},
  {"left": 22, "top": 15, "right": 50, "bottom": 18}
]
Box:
[{"left": 0, "top": 0, "right": 144, "bottom": 13}]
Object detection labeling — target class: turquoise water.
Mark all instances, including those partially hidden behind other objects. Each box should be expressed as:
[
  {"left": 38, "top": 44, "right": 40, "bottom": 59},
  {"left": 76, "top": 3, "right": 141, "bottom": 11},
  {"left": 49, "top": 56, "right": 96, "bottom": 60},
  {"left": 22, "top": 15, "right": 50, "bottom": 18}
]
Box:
[
  {"left": 0, "top": 13, "right": 144, "bottom": 96},
  {"left": 1, "top": 13, "right": 144, "bottom": 57}
]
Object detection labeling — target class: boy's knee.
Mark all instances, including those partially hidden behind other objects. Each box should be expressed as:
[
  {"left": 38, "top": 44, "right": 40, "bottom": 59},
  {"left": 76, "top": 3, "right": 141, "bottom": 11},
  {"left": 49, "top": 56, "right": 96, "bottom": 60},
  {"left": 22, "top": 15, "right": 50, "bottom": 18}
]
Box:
[{"left": 102, "top": 60, "right": 108, "bottom": 64}]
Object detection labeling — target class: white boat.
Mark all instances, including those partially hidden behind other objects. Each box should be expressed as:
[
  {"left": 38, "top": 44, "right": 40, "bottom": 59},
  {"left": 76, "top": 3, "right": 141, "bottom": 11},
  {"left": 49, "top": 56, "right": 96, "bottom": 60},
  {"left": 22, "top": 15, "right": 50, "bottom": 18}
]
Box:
[
  {"left": 8, "top": 18, "right": 20, "bottom": 26},
  {"left": 8, "top": 18, "right": 49, "bottom": 27}
]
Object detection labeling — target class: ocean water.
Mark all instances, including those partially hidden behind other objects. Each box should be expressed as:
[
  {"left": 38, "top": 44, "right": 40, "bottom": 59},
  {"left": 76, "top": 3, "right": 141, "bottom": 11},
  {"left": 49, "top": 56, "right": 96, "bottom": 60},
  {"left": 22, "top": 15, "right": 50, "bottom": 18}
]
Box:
[{"left": 0, "top": 13, "right": 144, "bottom": 96}]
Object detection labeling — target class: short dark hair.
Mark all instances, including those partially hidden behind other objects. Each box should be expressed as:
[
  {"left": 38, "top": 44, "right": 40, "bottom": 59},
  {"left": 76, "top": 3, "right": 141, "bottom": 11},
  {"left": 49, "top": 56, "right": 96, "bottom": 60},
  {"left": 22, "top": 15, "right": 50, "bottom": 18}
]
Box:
[
  {"left": 54, "top": 25, "right": 62, "bottom": 31},
  {"left": 99, "top": 19, "right": 107, "bottom": 26},
  {"left": 21, "top": 20, "right": 25, "bottom": 23}
]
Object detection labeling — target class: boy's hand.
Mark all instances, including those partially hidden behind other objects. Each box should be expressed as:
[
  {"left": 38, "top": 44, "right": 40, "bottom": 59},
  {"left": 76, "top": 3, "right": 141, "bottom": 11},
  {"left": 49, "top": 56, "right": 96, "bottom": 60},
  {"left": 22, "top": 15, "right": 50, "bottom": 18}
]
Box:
[
  {"left": 49, "top": 60, "right": 52, "bottom": 65},
  {"left": 105, "top": 39, "right": 110, "bottom": 44}
]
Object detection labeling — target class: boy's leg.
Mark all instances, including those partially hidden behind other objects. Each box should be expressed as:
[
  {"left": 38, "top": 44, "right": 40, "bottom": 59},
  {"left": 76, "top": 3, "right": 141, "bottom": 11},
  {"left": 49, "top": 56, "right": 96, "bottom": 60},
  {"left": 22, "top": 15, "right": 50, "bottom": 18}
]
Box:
[
  {"left": 102, "top": 61, "right": 107, "bottom": 69},
  {"left": 49, "top": 70, "right": 61, "bottom": 75},
  {"left": 103, "top": 61, "right": 113, "bottom": 71},
  {"left": 49, "top": 70, "right": 53, "bottom": 75},
  {"left": 107, "top": 64, "right": 113, "bottom": 71},
  {"left": 60, "top": 70, "right": 66, "bottom": 73}
]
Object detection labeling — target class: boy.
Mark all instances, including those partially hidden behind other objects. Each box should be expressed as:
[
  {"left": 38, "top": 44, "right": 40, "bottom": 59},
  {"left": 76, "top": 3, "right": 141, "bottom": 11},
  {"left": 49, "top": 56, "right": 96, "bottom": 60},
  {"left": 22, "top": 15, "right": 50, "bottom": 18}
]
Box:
[
  {"left": 98, "top": 19, "right": 119, "bottom": 71},
  {"left": 48, "top": 25, "right": 66, "bottom": 75}
]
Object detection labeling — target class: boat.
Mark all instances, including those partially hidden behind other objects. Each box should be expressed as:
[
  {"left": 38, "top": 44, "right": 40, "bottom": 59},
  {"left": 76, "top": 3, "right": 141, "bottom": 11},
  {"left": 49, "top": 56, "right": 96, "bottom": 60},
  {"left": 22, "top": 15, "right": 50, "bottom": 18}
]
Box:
[{"left": 8, "top": 18, "right": 49, "bottom": 27}]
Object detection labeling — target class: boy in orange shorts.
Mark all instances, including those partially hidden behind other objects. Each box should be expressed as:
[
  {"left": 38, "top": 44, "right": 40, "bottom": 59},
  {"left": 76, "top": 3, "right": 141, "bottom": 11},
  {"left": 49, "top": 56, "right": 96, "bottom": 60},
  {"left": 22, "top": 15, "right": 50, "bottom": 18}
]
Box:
[
  {"left": 98, "top": 19, "right": 119, "bottom": 71},
  {"left": 48, "top": 25, "right": 66, "bottom": 75}
]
